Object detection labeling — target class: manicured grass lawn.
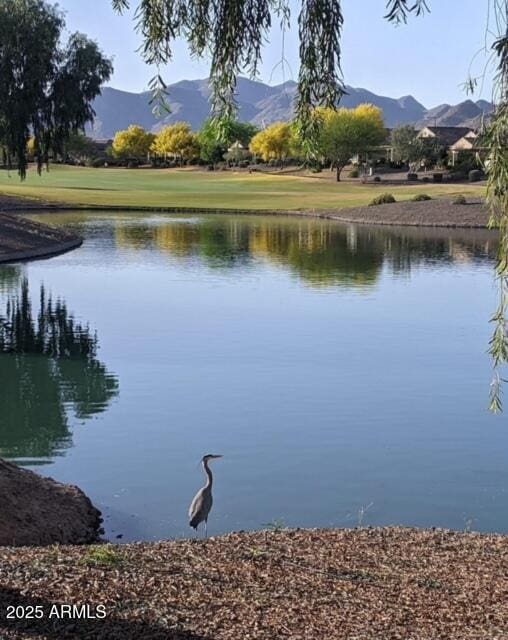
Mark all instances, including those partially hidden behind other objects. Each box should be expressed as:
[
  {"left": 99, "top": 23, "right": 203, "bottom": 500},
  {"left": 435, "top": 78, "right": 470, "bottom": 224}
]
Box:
[{"left": 0, "top": 164, "right": 485, "bottom": 210}]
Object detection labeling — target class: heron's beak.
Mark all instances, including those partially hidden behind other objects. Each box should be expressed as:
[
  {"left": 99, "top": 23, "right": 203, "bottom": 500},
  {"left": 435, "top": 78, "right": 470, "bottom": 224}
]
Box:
[{"left": 211, "top": 454, "right": 223, "bottom": 459}]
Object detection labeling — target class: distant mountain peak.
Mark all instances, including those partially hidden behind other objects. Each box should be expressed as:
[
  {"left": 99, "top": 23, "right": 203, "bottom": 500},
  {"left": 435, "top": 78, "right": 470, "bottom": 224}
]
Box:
[{"left": 87, "top": 78, "right": 493, "bottom": 139}]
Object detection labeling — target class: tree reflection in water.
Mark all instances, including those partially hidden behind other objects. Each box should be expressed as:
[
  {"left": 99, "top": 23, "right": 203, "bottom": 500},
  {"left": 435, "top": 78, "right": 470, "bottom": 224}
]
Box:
[
  {"left": 0, "top": 278, "right": 118, "bottom": 463},
  {"left": 115, "top": 216, "right": 497, "bottom": 289}
]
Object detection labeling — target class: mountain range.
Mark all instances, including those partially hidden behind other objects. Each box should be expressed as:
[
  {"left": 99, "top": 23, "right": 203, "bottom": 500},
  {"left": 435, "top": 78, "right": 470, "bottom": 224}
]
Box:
[{"left": 86, "top": 77, "right": 494, "bottom": 139}]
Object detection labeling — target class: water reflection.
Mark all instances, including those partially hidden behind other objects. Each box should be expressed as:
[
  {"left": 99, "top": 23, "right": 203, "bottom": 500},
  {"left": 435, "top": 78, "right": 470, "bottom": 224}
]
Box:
[
  {"left": 113, "top": 216, "right": 497, "bottom": 288},
  {"left": 0, "top": 279, "right": 118, "bottom": 462},
  {"left": 9, "top": 212, "right": 505, "bottom": 539},
  {"left": 0, "top": 265, "right": 22, "bottom": 293}
]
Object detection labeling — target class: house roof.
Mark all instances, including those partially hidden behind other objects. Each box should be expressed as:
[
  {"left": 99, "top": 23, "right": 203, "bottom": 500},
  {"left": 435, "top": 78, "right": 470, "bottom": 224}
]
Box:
[
  {"left": 418, "top": 126, "right": 476, "bottom": 146},
  {"left": 450, "top": 137, "right": 476, "bottom": 151}
]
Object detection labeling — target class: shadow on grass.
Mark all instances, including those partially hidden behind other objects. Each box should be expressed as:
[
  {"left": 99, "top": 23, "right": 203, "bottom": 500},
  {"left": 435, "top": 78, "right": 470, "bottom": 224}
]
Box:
[
  {"left": 58, "top": 186, "right": 120, "bottom": 192},
  {"left": 0, "top": 586, "right": 208, "bottom": 640}
]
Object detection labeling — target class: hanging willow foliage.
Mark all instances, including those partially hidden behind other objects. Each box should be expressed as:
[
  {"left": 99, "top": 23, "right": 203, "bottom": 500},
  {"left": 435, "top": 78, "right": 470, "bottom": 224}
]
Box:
[
  {"left": 485, "top": 5, "right": 508, "bottom": 412},
  {"left": 112, "top": 0, "right": 432, "bottom": 115}
]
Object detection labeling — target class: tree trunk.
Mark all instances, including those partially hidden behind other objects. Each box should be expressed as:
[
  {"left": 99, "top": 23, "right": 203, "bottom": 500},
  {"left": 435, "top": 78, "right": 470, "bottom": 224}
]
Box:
[{"left": 336, "top": 165, "right": 342, "bottom": 182}]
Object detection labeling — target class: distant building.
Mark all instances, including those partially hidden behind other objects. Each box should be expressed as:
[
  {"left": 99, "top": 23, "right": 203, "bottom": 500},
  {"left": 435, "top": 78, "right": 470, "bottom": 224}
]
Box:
[
  {"left": 92, "top": 139, "right": 113, "bottom": 155},
  {"left": 449, "top": 134, "right": 486, "bottom": 166},
  {"left": 417, "top": 126, "right": 477, "bottom": 147}
]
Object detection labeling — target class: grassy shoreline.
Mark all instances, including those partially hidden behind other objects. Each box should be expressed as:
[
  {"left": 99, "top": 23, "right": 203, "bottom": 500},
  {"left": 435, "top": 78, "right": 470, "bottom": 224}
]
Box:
[
  {"left": 0, "top": 527, "right": 506, "bottom": 639},
  {"left": 0, "top": 164, "right": 486, "bottom": 211}
]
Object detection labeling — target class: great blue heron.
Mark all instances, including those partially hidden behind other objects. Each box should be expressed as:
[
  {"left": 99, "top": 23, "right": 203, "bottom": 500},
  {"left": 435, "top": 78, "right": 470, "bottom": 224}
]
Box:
[{"left": 188, "top": 454, "right": 223, "bottom": 537}]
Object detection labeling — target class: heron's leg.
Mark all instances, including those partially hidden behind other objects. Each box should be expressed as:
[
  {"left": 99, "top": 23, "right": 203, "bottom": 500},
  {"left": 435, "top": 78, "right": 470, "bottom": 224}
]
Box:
[{"left": 205, "top": 519, "right": 208, "bottom": 538}]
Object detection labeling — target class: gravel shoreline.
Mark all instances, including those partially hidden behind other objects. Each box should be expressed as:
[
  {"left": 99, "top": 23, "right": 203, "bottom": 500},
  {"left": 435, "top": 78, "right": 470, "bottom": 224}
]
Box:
[
  {"left": 320, "top": 198, "right": 491, "bottom": 228},
  {"left": 0, "top": 527, "right": 506, "bottom": 639}
]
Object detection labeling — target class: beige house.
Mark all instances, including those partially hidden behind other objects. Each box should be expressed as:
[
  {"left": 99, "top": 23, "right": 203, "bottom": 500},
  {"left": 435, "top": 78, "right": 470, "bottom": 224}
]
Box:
[
  {"left": 449, "top": 133, "right": 486, "bottom": 165},
  {"left": 417, "top": 126, "right": 477, "bottom": 147},
  {"left": 416, "top": 126, "right": 484, "bottom": 166}
]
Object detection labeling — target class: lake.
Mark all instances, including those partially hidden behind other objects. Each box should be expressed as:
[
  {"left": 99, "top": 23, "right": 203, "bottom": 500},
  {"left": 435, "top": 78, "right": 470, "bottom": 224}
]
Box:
[{"left": 0, "top": 212, "right": 506, "bottom": 541}]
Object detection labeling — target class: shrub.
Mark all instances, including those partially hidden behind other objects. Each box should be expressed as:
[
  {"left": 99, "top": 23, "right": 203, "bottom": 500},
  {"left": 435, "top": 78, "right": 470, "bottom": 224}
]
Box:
[
  {"left": 407, "top": 172, "right": 418, "bottom": 181},
  {"left": 469, "top": 169, "right": 483, "bottom": 182},
  {"left": 452, "top": 194, "right": 467, "bottom": 205},
  {"left": 349, "top": 167, "right": 360, "bottom": 178},
  {"left": 373, "top": 176, "right": 381, "bottom": 182},
  {"left": 412, "top": 193, "right": 432, "bottom": 201},
  {"left": 432, "top": 173, "right": 443, "bottom": 183},
  {"left": 368, "top": 193, "right": 396, "bottom": 206},
  {"left": 448, "top": 170, "right": 466, "bottom": 181},
  {"left": 453, "top": 154, "right": 481, "bottom": 174},
  {"left": 422, "top": 176, "right": 430, "bottom": 183}
]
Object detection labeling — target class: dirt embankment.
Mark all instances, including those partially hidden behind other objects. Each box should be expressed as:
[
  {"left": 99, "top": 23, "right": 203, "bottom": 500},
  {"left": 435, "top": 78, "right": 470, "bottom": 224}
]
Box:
[
  {"left": 0, "top": 459, "right": 102, "bottom": 546},
  {"left": 0, "top": 212, "right": 82, "bottom": 263},
  {"left": 0, "top": 527, "right": 506, "bottom": 639},
  {"left": 318, "top": 198, "right": 491, "bottom": 228}
]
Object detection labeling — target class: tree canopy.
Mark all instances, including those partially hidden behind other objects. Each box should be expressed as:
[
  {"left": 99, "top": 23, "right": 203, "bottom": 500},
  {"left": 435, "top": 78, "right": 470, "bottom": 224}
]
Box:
[
  {"left": 316, "top": 104, "right": 386, "bottom": 180},
  {"left": 391, "top": 125, "right": 442, "bottom": 171},
  {"left": 112, "top": 125, "right": 155, "bottom": 161},
  {"left": 0, "top": 0, "right": 112, "bottom": 178},
  {"left": 249, "top": 122, "right": 295, "bottom": 166},
  {"left": 198, "top": 119, "right": 258, "bottom": 165},
  {"left": 151, "top": 123, "right": 200, "bottom": 164}
]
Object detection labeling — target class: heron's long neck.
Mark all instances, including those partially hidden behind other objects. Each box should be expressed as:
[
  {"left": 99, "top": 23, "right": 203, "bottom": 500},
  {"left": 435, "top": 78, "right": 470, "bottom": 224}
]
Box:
[{"left": 203, "top": 459, "right": 213, "bottom": 489}]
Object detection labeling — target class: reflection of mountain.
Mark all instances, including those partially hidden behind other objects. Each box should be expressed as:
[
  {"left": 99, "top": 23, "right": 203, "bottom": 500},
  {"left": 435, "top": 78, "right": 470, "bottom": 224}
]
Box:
[
  {"left": 115, "top": 216, "right": 498, "bottom": 288},
  {"left": 0, "top": 279, "right": 118, "bottom": 461}
]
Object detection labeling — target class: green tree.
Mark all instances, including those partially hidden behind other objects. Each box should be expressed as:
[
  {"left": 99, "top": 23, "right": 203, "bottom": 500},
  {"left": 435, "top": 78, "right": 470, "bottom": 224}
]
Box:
[
  {"left": 391, "top": 125, "right": 442, "bottom": 171},
  {"left": 112, "top": 125, "right": 155, "bottom": 162},
  {"left": 151, "top": 122, "right": 200, "bottom": 165},
  {"left": 0, "top": 0, "right": 112, "bottom": 178},
  {"left": 64, "top": 134, "right": 97, "bottom": 163},
  {"left": 316, "top": 104, "right": 386, "bottom": 181},
  {"left": 390, "top": 125, "right": 419, "bottom": 166},
  {"left": 198, "top": 119, "right": 258, "bottom": 165}
]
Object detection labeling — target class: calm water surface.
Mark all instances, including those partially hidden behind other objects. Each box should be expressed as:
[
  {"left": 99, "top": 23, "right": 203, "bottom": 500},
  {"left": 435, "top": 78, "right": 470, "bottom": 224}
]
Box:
[{"left": 0, "top": 212, "right": 506, "bottom": 540}]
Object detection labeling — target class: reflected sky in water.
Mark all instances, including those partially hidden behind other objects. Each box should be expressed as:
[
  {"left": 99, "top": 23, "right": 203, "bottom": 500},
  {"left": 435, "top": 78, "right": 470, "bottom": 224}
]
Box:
[{"left": 0, "top": 212, "right": 505, "bottom": 541}]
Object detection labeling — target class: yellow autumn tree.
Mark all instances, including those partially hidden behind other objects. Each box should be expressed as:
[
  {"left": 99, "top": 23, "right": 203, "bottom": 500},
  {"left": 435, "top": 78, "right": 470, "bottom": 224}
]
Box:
[
  {"left": 151, "top": 122, "right": 200, "bottom": 165},
  {"left": 112, "top": 125, "right": 155, "bottom": 162},
  {"left": 316, "top": 104, "right": 386, "bottom": 181},
  {"left": 249, "top": 122, "right": 294, "bottom": 167}
]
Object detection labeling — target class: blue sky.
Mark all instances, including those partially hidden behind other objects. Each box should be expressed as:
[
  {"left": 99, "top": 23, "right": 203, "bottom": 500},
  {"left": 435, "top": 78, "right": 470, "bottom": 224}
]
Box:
[{"left": 57, "top": 0, "right": 495, "bottom": 108}]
